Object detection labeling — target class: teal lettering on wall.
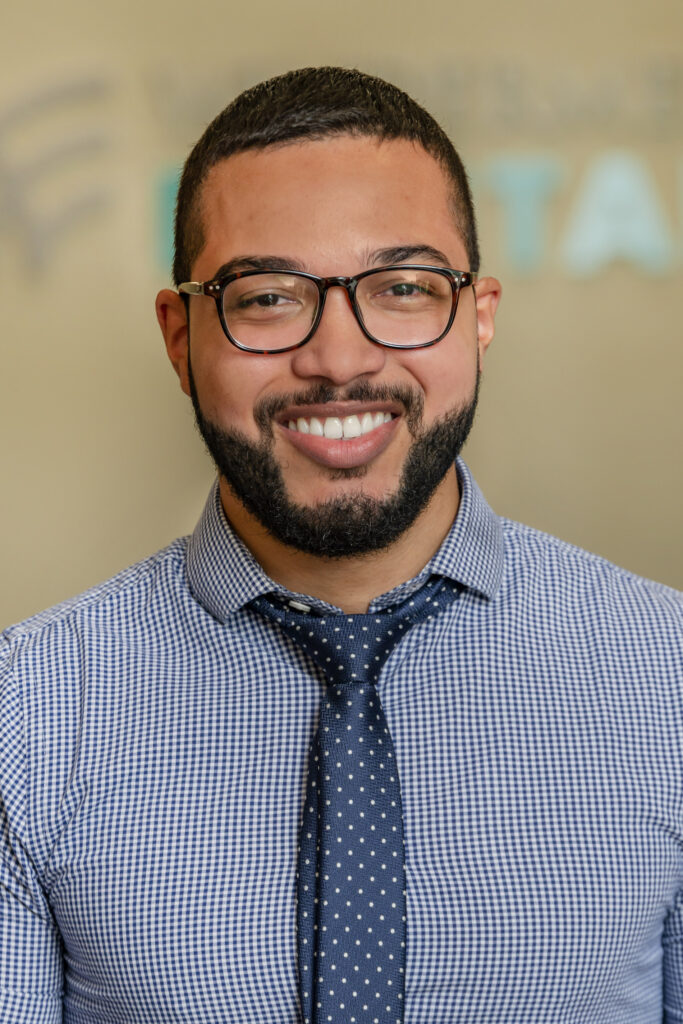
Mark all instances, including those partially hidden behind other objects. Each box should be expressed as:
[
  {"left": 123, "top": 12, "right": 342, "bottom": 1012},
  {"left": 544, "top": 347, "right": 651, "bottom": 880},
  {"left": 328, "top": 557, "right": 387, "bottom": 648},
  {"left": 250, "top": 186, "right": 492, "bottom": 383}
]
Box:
[
  {"left": 157, "top": 153, "right": 682, "bottom": 278},
  {"left": 483, "top": 157, "right": 563, "bottom": 272},
  {"left": 561, "top": 152, "right": 675, "bottom": 274},
  {"left": 157, "top": 166, "right": 181, "bottom": 273}
]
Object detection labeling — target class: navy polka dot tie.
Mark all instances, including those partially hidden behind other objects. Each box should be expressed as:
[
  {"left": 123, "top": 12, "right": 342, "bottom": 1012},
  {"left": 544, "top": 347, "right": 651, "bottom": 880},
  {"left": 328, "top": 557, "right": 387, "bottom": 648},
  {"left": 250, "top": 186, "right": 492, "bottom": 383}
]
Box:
[{"left": 252, "top": 577, "right": 459, "bottom": 1024}]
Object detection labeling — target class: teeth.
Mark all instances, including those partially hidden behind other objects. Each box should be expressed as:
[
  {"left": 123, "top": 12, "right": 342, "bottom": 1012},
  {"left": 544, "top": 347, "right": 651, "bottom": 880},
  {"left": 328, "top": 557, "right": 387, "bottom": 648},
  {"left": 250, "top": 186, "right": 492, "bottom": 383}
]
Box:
[
  {"left": 286, "top": 411, "right": 394, "bottom": 439},
  {"left": 323, "top": 417, "right": 343, "bottom": 439},
  {"left": 342, "top": 415, "right": 362, "bottom": 439}
]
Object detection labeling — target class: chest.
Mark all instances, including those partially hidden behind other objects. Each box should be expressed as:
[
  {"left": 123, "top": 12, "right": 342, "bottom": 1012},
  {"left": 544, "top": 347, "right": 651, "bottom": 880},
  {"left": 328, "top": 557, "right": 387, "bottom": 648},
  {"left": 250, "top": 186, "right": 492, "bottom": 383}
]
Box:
[{"left": 44, "top": 648, "right": 681, "bottom": 1022}]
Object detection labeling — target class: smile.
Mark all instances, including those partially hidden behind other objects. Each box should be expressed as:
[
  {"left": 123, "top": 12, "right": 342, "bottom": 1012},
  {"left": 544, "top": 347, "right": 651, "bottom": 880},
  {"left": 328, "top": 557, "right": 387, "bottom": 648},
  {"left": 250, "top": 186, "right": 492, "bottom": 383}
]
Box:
[
  {"left": 286, "top": 411, "right": 394, "bottom": 440},
  {"left": 276, "top": 407, "right": 400, "bottom": 470}
]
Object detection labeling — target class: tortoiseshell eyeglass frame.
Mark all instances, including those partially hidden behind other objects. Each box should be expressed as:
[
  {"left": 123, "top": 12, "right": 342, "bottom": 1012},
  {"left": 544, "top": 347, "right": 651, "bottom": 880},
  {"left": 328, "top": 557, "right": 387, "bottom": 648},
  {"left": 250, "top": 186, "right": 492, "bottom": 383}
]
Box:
[{"left": 178, "top": 264, "right": 477, "bottom": 355}]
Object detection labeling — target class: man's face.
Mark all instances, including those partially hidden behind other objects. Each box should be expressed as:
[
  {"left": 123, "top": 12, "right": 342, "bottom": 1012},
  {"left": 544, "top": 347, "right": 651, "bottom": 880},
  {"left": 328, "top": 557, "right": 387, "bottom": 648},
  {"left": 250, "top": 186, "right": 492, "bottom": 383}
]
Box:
[{"left": 159, "top": 135, "right": 499, "bottom": 556}]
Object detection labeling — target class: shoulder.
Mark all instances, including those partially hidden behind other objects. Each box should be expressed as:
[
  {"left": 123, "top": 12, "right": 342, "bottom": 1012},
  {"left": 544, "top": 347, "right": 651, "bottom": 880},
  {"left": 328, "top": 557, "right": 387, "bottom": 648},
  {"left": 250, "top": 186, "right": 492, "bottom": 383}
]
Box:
[
  {"left": 498, "top": 516, "right": 682, "bottom": 637},
  {"left": 1, "top": 537, "right": 190, "bottom": 664}
]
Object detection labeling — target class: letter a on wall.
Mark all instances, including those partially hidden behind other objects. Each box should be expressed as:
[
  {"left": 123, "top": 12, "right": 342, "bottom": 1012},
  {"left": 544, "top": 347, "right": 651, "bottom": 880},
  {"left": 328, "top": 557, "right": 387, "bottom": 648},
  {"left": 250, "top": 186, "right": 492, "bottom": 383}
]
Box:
[{"left": 561, "top": 152, "right": 675, "bottom": 275}]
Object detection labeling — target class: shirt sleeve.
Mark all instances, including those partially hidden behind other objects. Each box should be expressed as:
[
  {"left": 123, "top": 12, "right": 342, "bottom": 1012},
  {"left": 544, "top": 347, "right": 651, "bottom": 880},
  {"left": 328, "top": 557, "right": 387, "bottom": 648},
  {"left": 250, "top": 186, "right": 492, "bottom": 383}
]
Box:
[
  {"left": 664, "top": 885, "right": 683, "bottom": 1021},
  {"left": 0, "top": 644, "right": 63, "bottom": 1023}
]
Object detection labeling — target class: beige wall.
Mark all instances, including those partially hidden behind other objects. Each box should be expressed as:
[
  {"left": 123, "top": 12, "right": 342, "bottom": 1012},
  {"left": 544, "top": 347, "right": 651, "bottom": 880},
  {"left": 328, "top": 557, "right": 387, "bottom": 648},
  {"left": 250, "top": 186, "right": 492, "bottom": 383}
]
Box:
[{"left": 1, "top": 0, "right": 682, "bottom": 627}]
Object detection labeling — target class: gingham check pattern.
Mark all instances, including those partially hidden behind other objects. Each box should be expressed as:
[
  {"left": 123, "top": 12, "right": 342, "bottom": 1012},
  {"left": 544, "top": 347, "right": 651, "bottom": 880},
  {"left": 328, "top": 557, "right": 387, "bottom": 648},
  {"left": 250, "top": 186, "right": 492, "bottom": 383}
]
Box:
[{"left": 1, "top": 459, "right": 681, "bottom": 1023}]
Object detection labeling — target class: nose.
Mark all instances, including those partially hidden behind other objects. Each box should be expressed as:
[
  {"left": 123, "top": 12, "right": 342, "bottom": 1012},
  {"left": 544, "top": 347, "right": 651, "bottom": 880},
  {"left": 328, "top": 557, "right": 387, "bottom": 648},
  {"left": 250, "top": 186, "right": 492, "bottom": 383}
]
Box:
[{"left": 289, "top": 285, "right": 387, "bottom": 385}]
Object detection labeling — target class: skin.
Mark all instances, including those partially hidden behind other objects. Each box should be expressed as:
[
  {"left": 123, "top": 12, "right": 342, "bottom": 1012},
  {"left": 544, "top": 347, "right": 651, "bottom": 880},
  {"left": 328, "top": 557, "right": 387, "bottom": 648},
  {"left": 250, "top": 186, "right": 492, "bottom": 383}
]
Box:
[{"left": 157, "top": 135, "right": 501, "bottom": 613}]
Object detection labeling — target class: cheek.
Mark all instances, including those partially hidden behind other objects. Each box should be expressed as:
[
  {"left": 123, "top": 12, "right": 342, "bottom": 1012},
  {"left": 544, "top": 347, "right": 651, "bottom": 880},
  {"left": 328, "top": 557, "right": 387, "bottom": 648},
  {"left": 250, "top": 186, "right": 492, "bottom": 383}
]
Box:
[
  {"left": 190, "top": 345, "right": 276, "bottom": 435},
  {"left": 401, "top": 341, "right": 478, "bottom": 420}
]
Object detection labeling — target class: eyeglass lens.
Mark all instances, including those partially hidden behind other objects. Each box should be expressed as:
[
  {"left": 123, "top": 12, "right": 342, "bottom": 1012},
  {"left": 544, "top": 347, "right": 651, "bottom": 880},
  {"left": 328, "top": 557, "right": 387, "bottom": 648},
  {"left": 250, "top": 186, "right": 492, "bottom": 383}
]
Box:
[{"left": 221, "top": 268, "right": 455, "bottom": 351}]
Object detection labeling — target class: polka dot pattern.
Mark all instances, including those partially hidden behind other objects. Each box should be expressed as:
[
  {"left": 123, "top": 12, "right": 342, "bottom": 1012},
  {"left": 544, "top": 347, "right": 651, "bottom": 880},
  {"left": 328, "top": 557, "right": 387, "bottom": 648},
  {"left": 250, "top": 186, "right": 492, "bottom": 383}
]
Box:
[{"left": 253, "top": 577, "right": 459, "bottom": 1024}]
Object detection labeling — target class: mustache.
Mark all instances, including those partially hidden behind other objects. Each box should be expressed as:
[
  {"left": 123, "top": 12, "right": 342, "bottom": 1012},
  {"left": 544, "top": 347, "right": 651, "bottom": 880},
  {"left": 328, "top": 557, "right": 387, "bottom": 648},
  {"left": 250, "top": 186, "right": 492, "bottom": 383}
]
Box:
[{"left": 254, "top": 381, "right": 425, "bottom": 437}]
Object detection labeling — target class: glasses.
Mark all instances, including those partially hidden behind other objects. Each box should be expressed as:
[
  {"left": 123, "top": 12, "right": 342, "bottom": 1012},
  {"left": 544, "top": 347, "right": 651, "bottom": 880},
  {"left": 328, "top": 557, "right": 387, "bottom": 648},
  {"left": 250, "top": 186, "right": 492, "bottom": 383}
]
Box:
[{"left": 178, "top": 264, "right": 476, "bottom": 354}]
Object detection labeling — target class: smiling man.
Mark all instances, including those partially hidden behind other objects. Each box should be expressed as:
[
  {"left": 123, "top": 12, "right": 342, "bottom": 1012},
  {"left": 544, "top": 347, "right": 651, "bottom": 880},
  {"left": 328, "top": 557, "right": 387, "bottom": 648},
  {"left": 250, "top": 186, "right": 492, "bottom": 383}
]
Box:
[
  {"left": 159, "top": 131, "right": 498, "bottom": 609},
  {"left": 1, "top": 68, "right": 682, "bottom": 1024}
]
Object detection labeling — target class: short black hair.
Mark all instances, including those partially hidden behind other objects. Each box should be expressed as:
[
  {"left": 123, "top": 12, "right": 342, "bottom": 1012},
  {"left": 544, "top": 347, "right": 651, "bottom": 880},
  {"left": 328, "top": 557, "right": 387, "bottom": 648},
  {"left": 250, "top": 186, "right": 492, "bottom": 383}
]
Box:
[{"left": 173, "top": 66, "right": 480, "bottom": 287}]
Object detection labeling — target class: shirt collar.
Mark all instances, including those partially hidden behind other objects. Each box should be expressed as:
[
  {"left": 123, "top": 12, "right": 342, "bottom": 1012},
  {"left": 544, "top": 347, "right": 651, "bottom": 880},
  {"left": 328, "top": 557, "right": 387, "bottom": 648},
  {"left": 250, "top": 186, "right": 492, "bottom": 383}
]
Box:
[{"left": 186, "top": 458, "right": 504, "bottom": 623}]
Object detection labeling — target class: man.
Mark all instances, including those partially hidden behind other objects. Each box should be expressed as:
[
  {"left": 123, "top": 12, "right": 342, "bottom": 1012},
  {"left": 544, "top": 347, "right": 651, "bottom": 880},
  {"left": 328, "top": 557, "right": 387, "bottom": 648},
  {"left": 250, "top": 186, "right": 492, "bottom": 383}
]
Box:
[{"left": 0, "top": 67, "right": 681, "bottom": 1024}]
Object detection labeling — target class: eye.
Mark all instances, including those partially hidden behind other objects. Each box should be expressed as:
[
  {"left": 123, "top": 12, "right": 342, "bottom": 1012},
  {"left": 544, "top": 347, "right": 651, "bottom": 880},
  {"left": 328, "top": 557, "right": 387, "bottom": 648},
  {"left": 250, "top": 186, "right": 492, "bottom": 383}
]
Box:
[
  {"left": 222, "top": 273, "right": 317, "bottom": 328},
  {"left": 363, "top": 270, "right": 449, "bottom": 311},
  {"left": 383, "top": 281, "right": 433, "bottom": 298},
  {"left": 238, "top": 291, "right": 297, "bottom": 309}
]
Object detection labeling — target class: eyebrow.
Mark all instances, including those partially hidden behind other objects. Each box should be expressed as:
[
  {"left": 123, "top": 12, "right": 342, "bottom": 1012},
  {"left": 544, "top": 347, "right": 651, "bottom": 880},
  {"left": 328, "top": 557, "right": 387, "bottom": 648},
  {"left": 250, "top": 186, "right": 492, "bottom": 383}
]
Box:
[
  {"left": 209, "top": 255, "right": 306, "bottom": 279},
  {"left": 366, "top": 244, "right": 452, "bottom": 268},
  {"left": 207, "top": 244, "right": 454, "bottom": 282}
]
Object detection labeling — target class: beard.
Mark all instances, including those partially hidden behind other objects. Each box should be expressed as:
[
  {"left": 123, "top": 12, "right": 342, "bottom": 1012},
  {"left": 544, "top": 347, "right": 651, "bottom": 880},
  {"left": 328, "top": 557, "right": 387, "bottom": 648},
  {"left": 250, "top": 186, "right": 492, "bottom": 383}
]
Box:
[{"left": 188, "top": 358, "right": 479, "bottom": 559}]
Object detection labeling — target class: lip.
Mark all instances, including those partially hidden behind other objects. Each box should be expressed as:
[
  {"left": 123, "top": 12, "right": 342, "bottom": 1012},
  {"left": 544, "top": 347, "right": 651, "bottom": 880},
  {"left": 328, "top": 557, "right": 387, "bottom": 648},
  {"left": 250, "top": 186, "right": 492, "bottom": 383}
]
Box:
[{"left": 277, "top": 414, "right": 400, "bottom": 469}]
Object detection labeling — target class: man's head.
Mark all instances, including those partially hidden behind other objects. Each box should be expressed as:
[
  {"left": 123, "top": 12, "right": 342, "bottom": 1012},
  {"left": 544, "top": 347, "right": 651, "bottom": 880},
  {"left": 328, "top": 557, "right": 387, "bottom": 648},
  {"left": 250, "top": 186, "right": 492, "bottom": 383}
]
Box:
[
  {"left": 157, "top": 67, "right": 500, "bottom": 562},
  {"left": 172, "top": 66, "right": 480, "bottom": 288}
]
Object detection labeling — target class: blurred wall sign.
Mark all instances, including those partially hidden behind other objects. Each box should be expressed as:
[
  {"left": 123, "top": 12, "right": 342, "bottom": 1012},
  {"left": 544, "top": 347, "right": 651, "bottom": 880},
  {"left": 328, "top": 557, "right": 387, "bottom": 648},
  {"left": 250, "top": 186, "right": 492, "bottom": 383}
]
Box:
[
  {"left": 0, "top": 77, "right": 112, "bottom": 274},
  {"left": 148, "top": 57, "right": 683, "bottom": 279},
  {"left": 157, "top": 151, "right": 682, "bottom": 277},
  {"left": 482, "top": 151, "right": 680, "bottom": 275},
  {"left": 561, "top": 153, "right": 676, "bottom": 274},
  {"left": 145, "top": 58, "right": 683, "bottom": 145}
]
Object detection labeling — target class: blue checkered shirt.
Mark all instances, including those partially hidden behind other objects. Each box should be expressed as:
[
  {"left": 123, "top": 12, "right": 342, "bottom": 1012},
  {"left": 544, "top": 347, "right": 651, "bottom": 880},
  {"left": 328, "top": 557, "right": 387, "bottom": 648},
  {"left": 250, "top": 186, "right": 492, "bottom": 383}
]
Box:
[{"left": 1, "top": 460, "right": 682, "bottom": 1023}]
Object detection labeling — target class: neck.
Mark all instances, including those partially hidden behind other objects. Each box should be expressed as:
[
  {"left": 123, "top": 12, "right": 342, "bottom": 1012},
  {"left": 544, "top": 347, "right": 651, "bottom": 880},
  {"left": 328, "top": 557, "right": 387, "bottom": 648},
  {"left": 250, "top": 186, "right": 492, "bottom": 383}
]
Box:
[{"left": 219, "top": 469, "right": 460, "bottom": 614}]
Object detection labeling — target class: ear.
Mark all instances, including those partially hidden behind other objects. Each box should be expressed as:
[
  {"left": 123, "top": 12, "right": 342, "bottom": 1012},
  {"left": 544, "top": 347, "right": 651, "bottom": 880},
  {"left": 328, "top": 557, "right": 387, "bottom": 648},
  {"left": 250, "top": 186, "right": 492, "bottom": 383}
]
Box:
[
  {"left": 473, "top": 276, "right": 502, "bottom": 370},
  {"left": 156, "top": 289, "right": 191, "bottom": 396}
]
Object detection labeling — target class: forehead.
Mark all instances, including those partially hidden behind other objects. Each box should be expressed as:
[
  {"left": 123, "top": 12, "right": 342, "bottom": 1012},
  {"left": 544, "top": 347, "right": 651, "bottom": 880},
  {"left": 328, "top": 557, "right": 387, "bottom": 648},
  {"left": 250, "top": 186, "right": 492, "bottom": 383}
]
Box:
[{"left": 194, "top": 136, "right": 466, "bottom": 277}]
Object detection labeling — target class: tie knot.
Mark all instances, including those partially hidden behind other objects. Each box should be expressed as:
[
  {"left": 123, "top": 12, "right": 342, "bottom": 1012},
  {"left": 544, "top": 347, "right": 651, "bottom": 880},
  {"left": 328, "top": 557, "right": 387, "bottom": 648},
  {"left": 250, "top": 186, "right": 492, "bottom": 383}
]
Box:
[{"left": 252, "top": 576, "right": 459, "bottom": 688}]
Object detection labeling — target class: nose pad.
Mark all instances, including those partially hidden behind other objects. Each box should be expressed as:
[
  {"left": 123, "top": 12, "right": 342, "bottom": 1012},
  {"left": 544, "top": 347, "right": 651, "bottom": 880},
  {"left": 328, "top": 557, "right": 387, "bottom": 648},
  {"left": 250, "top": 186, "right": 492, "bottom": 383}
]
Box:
[
  {"left": 315, "top": 280, "right": 356, "bottom": 322},
  {"left": 319, "top": 283, "right": 360, "bottom": 329}
]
